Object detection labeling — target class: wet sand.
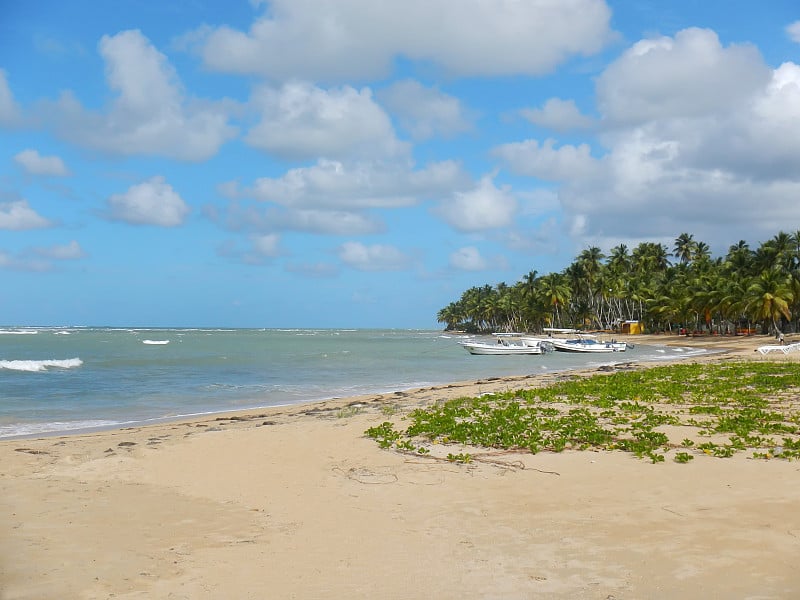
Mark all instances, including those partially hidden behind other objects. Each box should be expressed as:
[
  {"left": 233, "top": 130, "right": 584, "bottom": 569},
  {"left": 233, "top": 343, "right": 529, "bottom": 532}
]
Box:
[{"left": 2, "top": 333, "right": 799, "bottom": 599}]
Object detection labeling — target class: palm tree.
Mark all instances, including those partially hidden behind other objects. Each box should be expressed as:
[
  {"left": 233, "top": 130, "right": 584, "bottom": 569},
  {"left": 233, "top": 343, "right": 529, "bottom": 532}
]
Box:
[
  {"left": 693, "top": 241, "right": 711, "bottom": 264},
  {"left": 745, "top": 269, "right": 794, "bottom": 335},
  {"left": 437, "top": 302, "right": 464, "bottom": 331},
  {"left": 537, "top": 273, "right": 572, "bottom": 328},
  {"left": 632, "top": 242, "right": 670, "bottom": 275},
  {"left": 724, "top": 241, "right": 753, "bottom": 275},
  {"left": 673, "top": 233, "right": 696, "bottom": 265},
  {"left": 607, "top": 244, "right": 630, "bottom": 276}
]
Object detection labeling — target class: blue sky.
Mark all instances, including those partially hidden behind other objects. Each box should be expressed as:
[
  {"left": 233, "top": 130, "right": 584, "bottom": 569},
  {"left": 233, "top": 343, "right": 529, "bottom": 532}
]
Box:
[{"left": 1, "top": 1, "right": 799, "bottom": 328}]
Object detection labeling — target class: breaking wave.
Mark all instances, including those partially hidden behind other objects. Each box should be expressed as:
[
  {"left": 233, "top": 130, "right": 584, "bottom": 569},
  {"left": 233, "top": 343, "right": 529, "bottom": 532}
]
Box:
[{"left": 0, "top": 358, "right": 83, "bottom": 372}]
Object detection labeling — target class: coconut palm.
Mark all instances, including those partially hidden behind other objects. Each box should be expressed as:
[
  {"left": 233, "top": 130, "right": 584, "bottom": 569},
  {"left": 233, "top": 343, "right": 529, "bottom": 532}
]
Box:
[
  {"left": 745, "top": 269, "right": 794, "bottom": 335},
  {"left": 537, "top": 273, "right": 572, "bottom": 328},
  {"left": 724, "top": 240, "right": 754, "bottom": 275},
  {"left": 673, "top": 233, "right": 696, "bottom": 265}
]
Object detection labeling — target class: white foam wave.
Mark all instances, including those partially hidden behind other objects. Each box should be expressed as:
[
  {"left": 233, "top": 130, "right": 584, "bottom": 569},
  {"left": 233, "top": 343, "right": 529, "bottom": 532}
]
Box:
[
  {"left": 0, "top": 419, "right": 123, "bottom": 439},
  {"left": 0, "top": 358, "right": 83, "bottom": 372},
  {"left": 0, "top": 329, "right": 38, "bottom": 335},
  {"left": 142, "top": 340, "right": 170, "bottom": 345}
]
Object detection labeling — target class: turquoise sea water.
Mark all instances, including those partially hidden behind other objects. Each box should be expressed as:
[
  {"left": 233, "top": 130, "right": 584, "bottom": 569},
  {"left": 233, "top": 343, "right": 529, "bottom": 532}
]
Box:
[{"left": 0, "top": 327, "right": 711, "bottom": 439}]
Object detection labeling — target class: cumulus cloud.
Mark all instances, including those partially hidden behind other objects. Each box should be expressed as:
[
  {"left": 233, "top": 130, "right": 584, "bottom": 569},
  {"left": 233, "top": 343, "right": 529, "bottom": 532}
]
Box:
[
  {"left": 493, "top": 139, "right": 600, "bottom": 182},
  {"left": 221, "top": 234, "right": 284, "bottom": 265},
  {"left": 508, "top": 27, "right": 800, "bottom": 252},
  {"left": 250, "top": 233, "right": 281, "bottom": 257},
  {"left": 377, "top": 79, "right": 473, "bottom": 139},
  {"left": 105, "top": 176, "right": 190, "bottom": 226},
  {"left": 0, "top": 200, "right": 52, "bottom": 230},
  {"left": 246, "top": 82, "right": 405, "bottom": 160},
  {"left": 449, "top": 246, "right": 489, "bottom": 271},
  {"left": 337, "top": 241, "right": 410, "bottom": 271},
  {"left": 219, "top": 202, "right": 383, "bottom": 236},
  {"left": 14, "top": 149, "right": 70, "bottom": 176},
  {"left": 216, "top": 158, "right": 470, "bottom": 241},
  {"left": 2, "top": 241, "right": 86, "bottom": 271},
  {"left": 0, "top": 69, "right": 21, "bottom": 126},
  {"left": 33, "top": 240, "right": 86, "bottom": 260},
  {"left": 521, "top": 98, "right": 594, "bottom": 131},
  {"left": 596, "top": 28, "right": 769, "bottom": 124},
  {"left": 434, "top": 175, "right": 517, "bottom": 232},
  {"left": 0, "top": 252, "right": 50, "bottom": 272},
  {"left": 187, "top": 0, "right": 614, "bottom": 81},
  {"left": 43, "top": 30, "right": 235, "bottom": 161},
  {"left": 787, "top": 20, "right": 800, "bottom": 43},
  {"left": 241, "top": 159, "right": 469, "bottom": 209}
]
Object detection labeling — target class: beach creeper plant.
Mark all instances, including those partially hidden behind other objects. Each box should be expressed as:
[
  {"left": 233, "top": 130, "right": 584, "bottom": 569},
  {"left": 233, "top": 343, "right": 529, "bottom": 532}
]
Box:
[{"left": 365, "top": 361, "right": 800, "bottom": 463}]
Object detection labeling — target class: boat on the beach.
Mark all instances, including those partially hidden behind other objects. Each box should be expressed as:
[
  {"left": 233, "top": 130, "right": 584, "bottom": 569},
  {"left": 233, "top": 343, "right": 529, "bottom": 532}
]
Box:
[
  {"left": 459, "top": 333, "right": 553, "bottom": 355},
  {"left": 548, "top": 338, "right": 629, "bottom": 353},
  {"left": 543, "top": 329, "right": 630, "bottom": 353}
]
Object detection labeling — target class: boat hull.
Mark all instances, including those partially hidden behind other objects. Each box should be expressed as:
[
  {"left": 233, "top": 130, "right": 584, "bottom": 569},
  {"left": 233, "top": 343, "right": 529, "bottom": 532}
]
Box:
[
  {"left": 550, "top": 339, "right": 628, "bottom": 353},
  {"left": 461, "top": 343, "right": 544, "bottom": 355}
]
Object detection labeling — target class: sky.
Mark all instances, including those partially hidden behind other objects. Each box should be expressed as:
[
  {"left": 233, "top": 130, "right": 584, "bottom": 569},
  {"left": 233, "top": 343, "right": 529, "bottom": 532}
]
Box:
[{"left": 1, "top": 1, "right": 800, "bottom": 328}]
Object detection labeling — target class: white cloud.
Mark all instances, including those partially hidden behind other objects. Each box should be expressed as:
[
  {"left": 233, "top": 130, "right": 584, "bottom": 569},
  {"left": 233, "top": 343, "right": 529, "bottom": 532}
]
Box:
[
  {"left": 0, "top": 241, "right": 85, "bottom": 271},
  {"left": 0, "top": 252, "right": 50, "bottom": 272},
  {"left": 282, "top": 210, "right": 382, "bottom": 235},
  {"left": 220, "top": 203, "right": 383, "bottom": 236},
  {"left": 449, "top": 246, "right": 488, "bottom": 271},
  {"left": 378, "top": 79, "right": 473, "bottom": 139},
  {"left": 493, "top": 139, "right": 600, "bottom": 182},
  {"left": 518, "top": 189, "right": 561, "bottom": 215},
  {"left": 14, "top": 149, "right": 70, "bottom": 176},
  {"left": 189, "top": 0, "right": 614, "bottom": 81},
  {"left": 246, "top": 82, "right": 405, "bottom": 160},
  {"left": 0, "top": 200, "right": 52, "bottom": 230},
  {"left": 787, "top": 20, "right": 800, "bottom": 43},
  {"left": 596, "top": 28, "right": 769, "bottom": 124},
  {"left": 226, "top": 234, "right": 284, "bottom": 265},
  {"left": 337, "top": 241, "right": 410, "bottom": 271},
  {"left": 44, "top": 30, "right": 236, "bottom": 161},
  {"left": 0, "top": 69, "right": 21, "bottom": 126},
  {"left": 435, "top": 175, "right": 517, "bottom": 232},
  {"left": 33, "top": 240, "right": 86, "bottom": 260},
  {"left": 243, "top": 159, "right": 468, "bottom": 209},
  {"left": 521, "top": 98, "right": 594, "bottom": 131},
  {"left": 526, "top": 27, "right": 800, "bottom": 252},
  {"left": 106, "top": 176, "right": 190, "bottom": 226}
]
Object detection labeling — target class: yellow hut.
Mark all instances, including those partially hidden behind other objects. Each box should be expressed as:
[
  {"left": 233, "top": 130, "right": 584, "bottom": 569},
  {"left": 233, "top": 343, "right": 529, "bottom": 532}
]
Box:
[{"left": 621, "top": 320, "right": 643, "bottom": 334}]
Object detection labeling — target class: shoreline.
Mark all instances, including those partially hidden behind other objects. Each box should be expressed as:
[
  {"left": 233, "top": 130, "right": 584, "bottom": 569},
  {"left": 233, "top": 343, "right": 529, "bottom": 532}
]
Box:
[
  {"left": 2, "top": 333, "right": 799, "bottom": 598},
  {"left": 0, "top": 332, "right": 731, "bottom": 442}
]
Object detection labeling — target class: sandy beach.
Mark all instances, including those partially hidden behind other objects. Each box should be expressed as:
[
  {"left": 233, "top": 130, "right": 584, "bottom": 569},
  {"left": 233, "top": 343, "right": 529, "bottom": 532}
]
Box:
[{"left": 2, "top": 333, "right": 800, "bottom": 599}]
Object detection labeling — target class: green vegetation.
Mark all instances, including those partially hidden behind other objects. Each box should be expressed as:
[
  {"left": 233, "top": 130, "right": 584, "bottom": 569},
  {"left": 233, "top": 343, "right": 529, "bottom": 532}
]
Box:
[
  {"left": 365, "top": 362, "right": 800, "bottom": 463},
  {"left": 437, "top": 231, "right": 800, "bottom": 335}
]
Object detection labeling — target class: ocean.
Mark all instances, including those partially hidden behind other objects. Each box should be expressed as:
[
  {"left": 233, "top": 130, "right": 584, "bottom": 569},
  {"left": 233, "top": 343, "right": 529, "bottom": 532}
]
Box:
[{"left": 0, "top": 327, "right": 710, "bottom": 439}]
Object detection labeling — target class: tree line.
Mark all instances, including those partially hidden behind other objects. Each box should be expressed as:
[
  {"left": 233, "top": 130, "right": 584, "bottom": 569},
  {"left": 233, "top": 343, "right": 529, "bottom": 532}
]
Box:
[{"left": 437, "top": 232, "right": 799, "bottom": 336}]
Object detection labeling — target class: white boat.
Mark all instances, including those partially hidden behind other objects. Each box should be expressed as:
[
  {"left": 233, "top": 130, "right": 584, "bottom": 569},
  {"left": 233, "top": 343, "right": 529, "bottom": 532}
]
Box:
[
  {"left": 459, "top": 334, "right": 552, "bottom": 355},
  {"left": 548, "top": 337, "right": 629, "bottom": 353}
]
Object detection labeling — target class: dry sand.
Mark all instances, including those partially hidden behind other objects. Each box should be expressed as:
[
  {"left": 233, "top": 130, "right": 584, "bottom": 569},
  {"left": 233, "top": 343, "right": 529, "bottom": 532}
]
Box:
[{"left": 2, "top": 333, "right": 800, "bottom": 599}]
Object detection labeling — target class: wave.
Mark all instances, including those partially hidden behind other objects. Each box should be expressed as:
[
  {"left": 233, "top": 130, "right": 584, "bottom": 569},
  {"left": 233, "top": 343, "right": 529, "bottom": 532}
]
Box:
[
  {"left": 142, "top": 340, "right": 170, "bottom": 345},
  {"left": 0, "top": 419, "right": 123, "bottom": 439},
  {"left": 0, "top": 329, "right": 38, "bottom": 335},
  {"left": 0, "top": 358, "right": 83, "bottom": 372}
]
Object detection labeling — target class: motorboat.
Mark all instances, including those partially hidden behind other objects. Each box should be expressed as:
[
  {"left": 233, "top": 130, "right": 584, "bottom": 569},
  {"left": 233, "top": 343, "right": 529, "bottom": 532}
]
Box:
[
  {"left": 459, "top": 333, "right": 553, "bottom": 355},
  {"left": 548, "top": 337, "right": 629, "bottom": 353}
]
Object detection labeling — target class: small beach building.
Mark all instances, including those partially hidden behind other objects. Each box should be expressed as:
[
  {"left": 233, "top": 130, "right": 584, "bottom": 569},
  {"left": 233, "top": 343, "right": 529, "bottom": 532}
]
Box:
[{"left": 620, "top": 320, "right": 643, "bottom": 335}]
